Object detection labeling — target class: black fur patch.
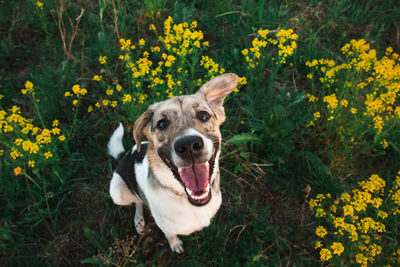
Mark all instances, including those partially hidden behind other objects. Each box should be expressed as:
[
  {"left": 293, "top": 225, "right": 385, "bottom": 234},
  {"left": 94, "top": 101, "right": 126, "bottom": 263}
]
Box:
[{"left": 116, "top": 143, "right": 148, "bottom": 199}]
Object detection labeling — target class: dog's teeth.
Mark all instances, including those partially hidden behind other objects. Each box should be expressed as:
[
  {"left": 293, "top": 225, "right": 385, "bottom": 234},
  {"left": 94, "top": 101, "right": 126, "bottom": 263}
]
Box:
[
  {"left": 205, "top": 162, "right": 209, "bottom": 168},
  {"left": 187, "top": 188, "right": 211, "bottom": 201}
]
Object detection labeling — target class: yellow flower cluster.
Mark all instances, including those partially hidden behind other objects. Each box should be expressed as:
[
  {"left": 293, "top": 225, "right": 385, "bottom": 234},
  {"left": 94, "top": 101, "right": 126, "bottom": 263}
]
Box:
[
  {"left": 310, "top": 172, "right": 400, "bottom": 266},
  {"left": 389, "top": 171, "right": 400, "bottom": 215},
  {"left": 200, "top": 56, "right": 225, "bottom": 79},
  {"left": 98, "top": 56, "right": 107, "bottom": 64},
  {"left": 64, "top": 84, "right": 87, "bottom": 107},
  {"left": 306, "top": 39, "right": 400, "bottom": 148},
  {"left": 275, "top": 29, "right": 298, "bottom": 64},
  {"left": 307, "top": 111, "right": 321, "bottom": 127},
  {"left": 159, "top": 16, "right": 206, "bottom": 56},
  {"left": 91, "top": 18, "right": 245, "bottom": 113},
  {"left": 92, "top": 75, "right": 102, "bottom": 81},
  {"left": 233, "top": 77, "right": 247, "bottom": 93},
  {"left": 21, "top": 80, "right": 35, "bottom": 95},
  {"left": 119, "top": 38, "right": 134, "bottom": 51},
  {"left": 36, "top": 1, "right": 43, "bottom": 9},
  {"left": 1, "top": 82, "right": 65, "bottom": 175},
  {"left": 242, "top": 28, "right": 298, "bottom": 68}
]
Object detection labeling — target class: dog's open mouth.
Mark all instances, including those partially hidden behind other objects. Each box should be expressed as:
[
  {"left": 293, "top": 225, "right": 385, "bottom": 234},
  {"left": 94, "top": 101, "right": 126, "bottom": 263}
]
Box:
[
  {"left": 179, "top": 162, "right": 212, "bottom": 205},
  {"left": 160, "top": 150, "right": 217, "bottom": 206}
]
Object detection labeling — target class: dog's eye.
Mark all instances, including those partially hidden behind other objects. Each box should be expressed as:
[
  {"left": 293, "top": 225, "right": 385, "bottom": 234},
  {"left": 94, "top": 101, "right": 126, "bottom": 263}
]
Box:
[
  {"left": 156, "top": 119, "right": 169, "bottom": 130},
  {"left": 197, "top": 111, "right": 210, "bottom": 122}
]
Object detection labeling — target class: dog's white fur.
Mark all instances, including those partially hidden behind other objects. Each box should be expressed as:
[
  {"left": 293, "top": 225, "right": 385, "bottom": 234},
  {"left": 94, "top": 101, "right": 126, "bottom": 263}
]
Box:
[{"left": 107, "top": 123, "right": 125, "bottom": 159}]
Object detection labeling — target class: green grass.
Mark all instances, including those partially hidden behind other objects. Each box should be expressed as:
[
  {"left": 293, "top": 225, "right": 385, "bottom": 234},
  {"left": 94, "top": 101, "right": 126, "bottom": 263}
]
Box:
[{"left": 1, "top": 0, "right": 400, "bottom": 265}]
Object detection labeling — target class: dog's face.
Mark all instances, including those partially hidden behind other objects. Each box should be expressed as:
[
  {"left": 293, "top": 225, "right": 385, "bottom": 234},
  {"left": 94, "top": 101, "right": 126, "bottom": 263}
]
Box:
[{"left": 133, "top": 74, "right": 238, "bottom": 206}]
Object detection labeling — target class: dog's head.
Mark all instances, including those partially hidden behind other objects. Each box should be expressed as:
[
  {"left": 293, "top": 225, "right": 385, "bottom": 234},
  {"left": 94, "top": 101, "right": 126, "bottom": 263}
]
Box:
[{"left": 133, "top": 73, "right": 238, "bottom": 206}]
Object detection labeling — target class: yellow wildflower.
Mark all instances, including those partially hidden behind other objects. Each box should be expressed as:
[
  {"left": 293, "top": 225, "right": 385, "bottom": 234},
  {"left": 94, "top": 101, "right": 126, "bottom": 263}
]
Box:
[
  {"left": 258, "top": 29, "right": 269, "bottom": 39},
  {"left": 314, "top": 241, "right": 323, "bottom": 249},
  {"left": 356, "top": 253, "right": 368, "bottom": 266},
  {"left": 99, "top": 56, "right": 107, "bottom": 64},
  {"left": 23, "top": 81, "right": 35, "bottom": 95},
  {"left": 343, "top": 205, "right": 354, "bottom": 217},
  {"left": 377, "top": 210, "right": 388, "bottom": 219},
  {"left": 51, "top": 127, "right": 60, "bottom": 135},
  {"left": 306, "top": 93, "right": 319, "bottom": 102},
  {"left": 52, "top": 120, "right": 60, "bottom": 127},
  {"left": 315, "top": 226, "right": 328, "bottom": 238},
  {"left": 320, "top": 248, "right": 332, "bottom": 261},
  {"left": 111, "top": 101, "right": 118, "bottom": 108},
  {"left": 106, "top": 88, "right": 114, "bottom": 96},
  {"left": 323, "top": 93, "right": 338, "bottom": 110},
  {"left": 238, "top": 77, "right": 247, "bottom": 85},
  {"left": 14, "top": 166, "right": 22, "bottom": 176},
  {"left": 119, "top": 38, "right": 132, "bottom": 51},
  {"left": 122, "top": 94, "right": 132, "bottom": 104},
  {"left": 36, "top": 1, "right": 43, "bottom": 9},
  {"left": 331, "top": 242, "right": 344, "bottom": 256},
  {"left": 149, "top": 24, "right": 156, "bottom": 31},
  {"left": 92, "top": 75, "right": 102, "bottom": 81},
  {"left": 190, "top": 21, "right": 197, "bottom": 29}
]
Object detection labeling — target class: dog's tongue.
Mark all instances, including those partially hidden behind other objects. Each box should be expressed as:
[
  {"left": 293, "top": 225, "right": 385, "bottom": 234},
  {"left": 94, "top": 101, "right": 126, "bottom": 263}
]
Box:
[{"left": 180, "top": 164, "right": 209, "bottom": 191}]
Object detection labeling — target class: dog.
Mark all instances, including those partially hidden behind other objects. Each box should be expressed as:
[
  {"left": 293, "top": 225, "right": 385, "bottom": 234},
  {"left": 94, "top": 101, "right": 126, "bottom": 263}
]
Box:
[{"left": 107, "top": 73, "right": 238, "bottom": 253}]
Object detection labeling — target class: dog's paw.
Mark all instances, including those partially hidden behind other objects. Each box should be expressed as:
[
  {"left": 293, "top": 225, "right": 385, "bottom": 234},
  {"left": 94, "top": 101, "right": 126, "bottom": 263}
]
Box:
[
  {"left": 168, "top": 236, "right": 184, "bottom": 253},
  {"left": 134, "top": 216, "right": 145, "bottom": 235}
]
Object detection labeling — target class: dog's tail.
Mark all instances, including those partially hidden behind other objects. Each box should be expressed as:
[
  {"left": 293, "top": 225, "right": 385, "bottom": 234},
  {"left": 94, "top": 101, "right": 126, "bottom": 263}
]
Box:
[{"left": 108, "top": 123, "right": 125, "bottom": 160}]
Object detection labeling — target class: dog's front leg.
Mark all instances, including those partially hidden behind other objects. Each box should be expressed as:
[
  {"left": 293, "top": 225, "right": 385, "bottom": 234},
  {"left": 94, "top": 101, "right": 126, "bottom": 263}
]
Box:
[
  {"left": 134, "top": 202, "right": 145, "bottom": 235},
  {"left": 165, "top": 233, "right": 184, "bottom": 253}
]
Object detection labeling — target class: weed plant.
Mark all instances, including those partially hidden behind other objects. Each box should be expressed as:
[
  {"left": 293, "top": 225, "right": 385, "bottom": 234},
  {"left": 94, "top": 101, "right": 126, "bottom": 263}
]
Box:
[{"left": 306, "top": 39, "right": 400, "bottom": 174}]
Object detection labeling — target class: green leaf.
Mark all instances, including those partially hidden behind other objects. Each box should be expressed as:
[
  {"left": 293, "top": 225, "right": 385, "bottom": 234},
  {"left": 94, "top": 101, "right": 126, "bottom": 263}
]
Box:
[
  {"left": 228, "top": 133, "right": 262, "bottom": 145},
  {"left": 80, "top": 257, "right": 103, "bottom": 264},
  {"left": 84, "top": 228, "right": 107, "bottom": 251}
]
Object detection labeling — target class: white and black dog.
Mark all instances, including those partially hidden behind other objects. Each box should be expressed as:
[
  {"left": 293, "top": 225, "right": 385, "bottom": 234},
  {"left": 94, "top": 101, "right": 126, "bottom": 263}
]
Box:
[{"left": 108, "top": 73, "right": 238, "bottom": 253}]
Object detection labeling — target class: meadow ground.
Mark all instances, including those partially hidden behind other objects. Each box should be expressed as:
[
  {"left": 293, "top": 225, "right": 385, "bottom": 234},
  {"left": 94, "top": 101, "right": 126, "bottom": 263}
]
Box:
[{"left": 1, "top": 0, "right": 400, "bottom": 266}]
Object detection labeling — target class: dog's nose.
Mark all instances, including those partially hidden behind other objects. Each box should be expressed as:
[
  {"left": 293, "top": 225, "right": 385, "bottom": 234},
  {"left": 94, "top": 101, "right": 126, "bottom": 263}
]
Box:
[{"left": 174, "top": 135, "right": 204, "bottom": 159}]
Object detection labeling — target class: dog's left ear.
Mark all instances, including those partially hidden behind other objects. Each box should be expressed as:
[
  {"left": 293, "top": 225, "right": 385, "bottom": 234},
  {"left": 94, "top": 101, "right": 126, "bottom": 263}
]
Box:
[
  {"left": 198, "top": 73, "right": 238, "bottom": 123},
  {"left": 133, "top": 108, "right": 153, "bottom": 152},
  {"left": 199, "top": 73, "right": 238, "bottom": 106}
]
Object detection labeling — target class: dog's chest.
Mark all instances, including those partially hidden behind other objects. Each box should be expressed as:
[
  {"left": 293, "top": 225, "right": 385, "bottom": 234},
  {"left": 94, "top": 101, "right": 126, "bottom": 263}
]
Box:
[
  {"left": 135, "top": 156, "right": 222, "bottom": 235},
  {"left": 149, "top": 189, "right": 222, "bottom": 235}
]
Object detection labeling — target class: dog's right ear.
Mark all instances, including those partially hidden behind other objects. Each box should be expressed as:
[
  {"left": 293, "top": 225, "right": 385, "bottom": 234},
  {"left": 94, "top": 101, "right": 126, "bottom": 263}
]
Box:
[{"left": 133, "top": 108, "right": 153, "bottom": 152}]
